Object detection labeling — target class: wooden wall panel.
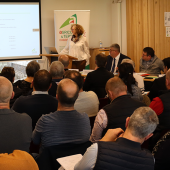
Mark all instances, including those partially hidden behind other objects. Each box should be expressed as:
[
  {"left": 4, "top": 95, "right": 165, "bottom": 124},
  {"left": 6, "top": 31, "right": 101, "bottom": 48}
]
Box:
[{"left": 127, "top": 0, "right": 170, "bottom": 72}]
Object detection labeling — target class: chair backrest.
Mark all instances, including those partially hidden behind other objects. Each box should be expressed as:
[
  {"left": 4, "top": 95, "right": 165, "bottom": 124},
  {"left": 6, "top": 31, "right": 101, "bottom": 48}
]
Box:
[
  {"left": 99, "top": 97, "right": 110, "bottom": 110},
  {"left": 37, "top": 141, "right": 92, "bottom": 170}
]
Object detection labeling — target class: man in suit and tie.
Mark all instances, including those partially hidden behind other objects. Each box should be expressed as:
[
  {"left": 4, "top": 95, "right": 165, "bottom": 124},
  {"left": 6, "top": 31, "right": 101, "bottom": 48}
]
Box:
[{"left": 106, "top": 44, "right": 130, "bottom": 73}]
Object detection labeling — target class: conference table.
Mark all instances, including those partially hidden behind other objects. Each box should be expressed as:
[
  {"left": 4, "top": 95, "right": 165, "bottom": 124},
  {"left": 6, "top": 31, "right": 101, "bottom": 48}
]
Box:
[{"left": 80, "top": 70, "right": 164, "bottom": 91}]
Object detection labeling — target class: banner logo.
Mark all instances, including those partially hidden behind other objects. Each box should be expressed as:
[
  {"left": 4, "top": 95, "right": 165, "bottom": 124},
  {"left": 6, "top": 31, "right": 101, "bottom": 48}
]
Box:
[{"left": 59, "top": 14, "right": 77, "bottom": 29}]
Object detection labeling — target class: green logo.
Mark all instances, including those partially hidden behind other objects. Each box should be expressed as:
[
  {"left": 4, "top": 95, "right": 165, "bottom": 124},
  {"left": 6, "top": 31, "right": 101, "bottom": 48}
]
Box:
[{"left": 60, "top": 14, "right": 77, "bottom": 29}]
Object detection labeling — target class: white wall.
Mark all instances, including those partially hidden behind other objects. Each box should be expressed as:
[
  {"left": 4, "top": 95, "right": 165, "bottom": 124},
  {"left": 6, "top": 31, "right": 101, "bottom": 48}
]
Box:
[
  {"left": 111, "top": 0, "right": 127, "bottom": 55},
  {"left": 40, "top": 0, "right": 114, "bottom": 69},
  {"left": 38, "top": 0, "right": 127, "bottom": 69}
]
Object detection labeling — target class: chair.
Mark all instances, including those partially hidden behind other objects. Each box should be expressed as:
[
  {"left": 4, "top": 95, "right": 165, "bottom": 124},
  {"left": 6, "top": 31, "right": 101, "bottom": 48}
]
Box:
[
  {"left": 72, "top": 60, "right": 86, "bottom": 71},
  {"left": 37, "top": 141, "right": 92, "bottom": 170}
]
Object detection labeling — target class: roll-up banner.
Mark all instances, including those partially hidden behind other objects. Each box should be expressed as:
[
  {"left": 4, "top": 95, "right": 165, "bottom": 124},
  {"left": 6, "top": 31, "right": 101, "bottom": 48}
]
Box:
[{"left": 54, "top": 10, "right": 90, "bottom": 53}]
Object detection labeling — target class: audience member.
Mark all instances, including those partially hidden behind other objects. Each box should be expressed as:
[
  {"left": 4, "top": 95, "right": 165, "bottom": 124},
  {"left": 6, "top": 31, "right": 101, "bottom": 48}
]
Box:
[
  {"left": 14, "top": 60, "right": 40, "bottom": 95},
  {"left": 32, "top": 79, "right": 91, "bottom": 151},
  {"left": 12, "top": 70, "right": 58, "bottom": 130},
  {"left": 0, "top": 76, "right": 32, "bottom": 153},
  {"left": 75, "top": 107, "right": 158, "bottom": 170},
  {"left": 58, "top": 55, "right": 69, "bottom": 71},
  {"left": 83, "top": 53, "right": 114, "bottom": 98},
  {"left": 65, "top": 70, "right": 99, "bottom": 117},
  {"left": 48, "top": 61, "right": 64, "bottom": 97},
  {"left": 0, "top": 67, "right": 22, "bottom": 107},
  {"left": 118, "top": 63, "right": 143, "bottom": 101},
  {"left": 121, "top": 59, "right": 145, "bottom": 92},
  {"left": 148, "top": 57, "right": 170, "bottom": 101},
  {"left": 140, "top": 47, "right": 164, "bottom": 74},
  {"left": 90, "top": 77, "right": 145, "bottom": 142},
  {"left": 0, "top": 150, "right": 39, "bottom": 170},
  {"left": 105, "top": 43, "right": 130, "bottom": 73},
  {"left": 152, "top": 130, "right": 170, "bottom": 170},
  {"left": 150, "top": 69, "right": 170, "bottom": 131}
]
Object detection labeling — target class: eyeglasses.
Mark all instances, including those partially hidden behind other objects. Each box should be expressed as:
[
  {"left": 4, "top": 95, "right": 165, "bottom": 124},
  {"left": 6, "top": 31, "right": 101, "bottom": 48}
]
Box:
[
  {"left": 142, "top": 54, "right": 148, "bottom": 57},
  {"left": 110, "top": 49, "right": 116, "bottom": 52}
]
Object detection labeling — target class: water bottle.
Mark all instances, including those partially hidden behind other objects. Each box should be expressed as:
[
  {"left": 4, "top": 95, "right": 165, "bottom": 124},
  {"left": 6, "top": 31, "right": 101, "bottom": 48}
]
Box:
[{"left": 99, "top": 40, "right": 102, "bottom": 48}]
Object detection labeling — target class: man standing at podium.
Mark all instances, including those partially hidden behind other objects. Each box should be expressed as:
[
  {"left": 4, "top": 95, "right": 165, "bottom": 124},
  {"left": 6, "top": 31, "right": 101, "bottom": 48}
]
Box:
[{"left": 106, "top": 44, "right": 130, "bottom": 73}]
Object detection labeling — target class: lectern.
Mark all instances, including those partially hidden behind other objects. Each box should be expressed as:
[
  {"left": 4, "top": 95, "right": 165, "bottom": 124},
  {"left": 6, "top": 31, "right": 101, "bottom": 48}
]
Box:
[{"left": 39, "top": 54, "right": 78, "bottom": 69}]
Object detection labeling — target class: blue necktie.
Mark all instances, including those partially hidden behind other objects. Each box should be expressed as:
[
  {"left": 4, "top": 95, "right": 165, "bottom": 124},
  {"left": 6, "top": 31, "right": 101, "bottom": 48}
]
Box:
[{"left": 111, "top": 58, "right": 116, "bottom": 73}]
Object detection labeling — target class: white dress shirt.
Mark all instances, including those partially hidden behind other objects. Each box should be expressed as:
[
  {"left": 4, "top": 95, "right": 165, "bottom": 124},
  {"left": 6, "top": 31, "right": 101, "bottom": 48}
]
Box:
[
  {"left": 74, "top": 143, "right": 98, "bottom": 170},
  {"left": 60, "top": 36, "right": 91, "bottom": 65}
]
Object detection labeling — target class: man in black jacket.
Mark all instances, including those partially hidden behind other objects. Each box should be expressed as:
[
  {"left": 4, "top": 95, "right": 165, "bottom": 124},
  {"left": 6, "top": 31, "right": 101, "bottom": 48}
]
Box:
[
  {"left": 75, "top": 107, "right": 159, "bottom": 170},
  {"left": 148, "top": 57, "right": 170, "bottom": 101},
  {"left": 83, "top": 53, "right": 114, "bottom": 98},
  {"left": 105, "top": 43, "right": 130, "bottom": 73},
  {"left": 0, "top": 67, "right": 22, "bottom": 108},
  {"left": 12, "top": 70, "right": 58, "bottom": 130}
]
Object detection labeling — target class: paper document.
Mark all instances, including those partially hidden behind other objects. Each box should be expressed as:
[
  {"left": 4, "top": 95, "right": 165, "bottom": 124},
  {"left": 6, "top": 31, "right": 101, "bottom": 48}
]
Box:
[
  {"left": 57, "top": 154, "right": 82, "bottom": 170},
  {"left": 82, "top": 69, "right": 94, "bottom": 75}
]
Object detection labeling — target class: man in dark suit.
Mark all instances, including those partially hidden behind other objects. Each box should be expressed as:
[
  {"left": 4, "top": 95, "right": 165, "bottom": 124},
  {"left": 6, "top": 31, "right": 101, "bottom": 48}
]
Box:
[
  {"left": 83, "top": 53, "right": 114, "bottom": 98},
  {"left": 148, "top": 57, "right": 170, "bottom": 101},
  {"left": 12, "top": 70, "right": 58, "bottom": 130},
  {"left": 0, "top": 67, "right": 23, "bottom": 108},
  {"left": 105, "top": 44, "right": 130, "bottom": 73}
]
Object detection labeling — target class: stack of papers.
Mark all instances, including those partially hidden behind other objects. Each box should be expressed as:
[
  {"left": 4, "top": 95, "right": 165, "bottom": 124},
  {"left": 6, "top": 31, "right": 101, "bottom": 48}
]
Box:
[{"left": 57, "top": 154, "right": 83, "bottom": 170}]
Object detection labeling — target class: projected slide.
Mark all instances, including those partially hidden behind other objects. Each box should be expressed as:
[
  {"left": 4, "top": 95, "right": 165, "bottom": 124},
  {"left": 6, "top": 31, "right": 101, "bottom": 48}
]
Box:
[{"left": 0, "top": 3, "right": 40, "bottom": 60}]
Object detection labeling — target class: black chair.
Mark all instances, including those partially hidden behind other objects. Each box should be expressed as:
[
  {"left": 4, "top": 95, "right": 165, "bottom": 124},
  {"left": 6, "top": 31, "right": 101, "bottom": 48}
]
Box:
[{"left": 37, "top": 141, "right": 92, "bottom": 170}]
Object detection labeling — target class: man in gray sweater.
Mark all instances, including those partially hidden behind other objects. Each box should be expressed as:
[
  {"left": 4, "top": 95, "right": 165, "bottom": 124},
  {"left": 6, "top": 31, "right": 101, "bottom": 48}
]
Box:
[
  {"left": 32, "top": 78, "right": 91, "bottom": 150},
  {"left": 140, "top": 47, "right": 164, "bottom": 75},
  {"left": 0, "top": 76, "right": 32, "bottom": 153}
]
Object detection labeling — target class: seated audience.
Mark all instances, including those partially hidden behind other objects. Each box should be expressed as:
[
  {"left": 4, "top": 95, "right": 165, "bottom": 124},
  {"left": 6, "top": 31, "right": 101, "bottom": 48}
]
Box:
[
  {"left": 105, "top": 43, "right": 130, "bottom": 73},
  {"left": 32, "top": 79, "right": 91, "bottom": 151},
  {"left": 148, "top": 57, "right": 170, "bottom": 101},
  {"left": 90, "top": 77, "right": 145, "bottom": 142},
  {"left": 58, "top": 55, "right": 69, "bottom": 71},
  {"left": 0, "top": 150, "right": 39, "bottom": 170},
  {"left": 118, "top": 63, "right": 143, "bottom": 101},
  {"left": 14, "top": 60, "right": 40, "bottom": 95},
  {"left": 65, "top": 70, "right": 99, "bottom": 117},
  {"left": 152, "top": 130, "right": 170, "bottom": 170},
  {"left": 121, "top": 58, "right": 145, "bottom": 92},
  {"left": 150, "top": 69, "right": 170, "bottom": 131},
  {"left": 140, "top": 47, "right": 164, "bottom": 75},
  {"left": 48, "top": 61, "right": 64, "bottom": 97},
  {"left": 0, "top": 67, "right": 22, "bottom": 108},
  {"left": 75, "top": 107, "right": 158, "bottom": 170},
  {"left": 0, "top": 76, "right": 32, "bottom": 153},
  {"left": 83, "top": 53, "right": 114, "bottom": 98},
  {"left": 12, "top": 70, "right": 58, "bottom": 130}
]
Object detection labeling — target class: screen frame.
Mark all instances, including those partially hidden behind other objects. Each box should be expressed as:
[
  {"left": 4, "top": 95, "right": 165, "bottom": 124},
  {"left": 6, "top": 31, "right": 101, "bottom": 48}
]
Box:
[{"left": 0, "top": 0, "right": 42, "bottom": 61}]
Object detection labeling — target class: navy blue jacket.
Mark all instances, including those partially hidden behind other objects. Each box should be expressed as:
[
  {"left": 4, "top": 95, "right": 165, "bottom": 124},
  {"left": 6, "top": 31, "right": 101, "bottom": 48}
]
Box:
[{"left": 105, "top": 53, "right": 130, "bottom": 71}]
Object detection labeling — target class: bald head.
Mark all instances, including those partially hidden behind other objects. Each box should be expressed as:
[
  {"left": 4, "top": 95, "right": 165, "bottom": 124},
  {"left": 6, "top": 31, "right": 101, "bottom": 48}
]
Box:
[
  {"left": 105, "top": 77, "right": 127, "bottom": 96},
  {"left": 57, "top": 78, "right": 79, "bottom": 107},
  {"left": 0, "top": 76, "right": 13, "bottom": 103},
  {"left": 58, "top": 55, "right": 69, "bottom": 68}
]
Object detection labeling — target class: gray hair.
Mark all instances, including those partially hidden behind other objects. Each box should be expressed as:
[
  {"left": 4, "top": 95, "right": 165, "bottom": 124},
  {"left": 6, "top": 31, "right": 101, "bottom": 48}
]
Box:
[
  {"left": 50, "top": 61, "right": 64, "bottom": 78},
  {"left": 128, "top": 107, "right": 159, "bottom": 139},
  {"left": 0, "top": 76, "right": 13, "bottom": 103},
  {"left": 58, "top": 55, "right": 69, "bottom": 67},
  {"left": 121, "top": 59, "right": 135, "bottom": 69},
  {"left": 110, "top": 43, "right": 120, "bottom": 52},
  {"left": 105, "top": 77, "right": 127, "bottom": 96}
]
